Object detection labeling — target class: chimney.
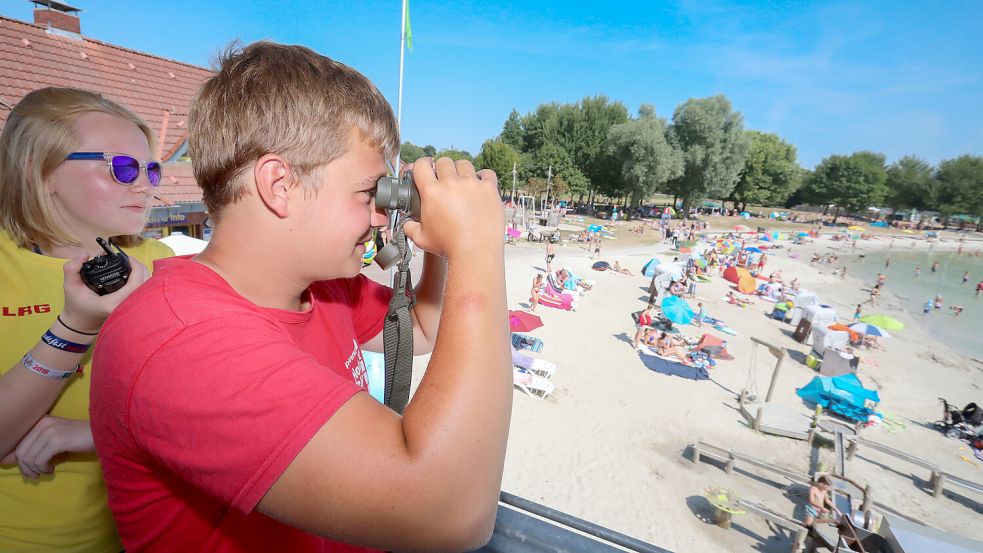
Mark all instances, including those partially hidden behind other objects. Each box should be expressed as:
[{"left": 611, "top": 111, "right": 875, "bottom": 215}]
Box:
[{"left": 32, "top": 0, "right": 82, "bottom": 36}]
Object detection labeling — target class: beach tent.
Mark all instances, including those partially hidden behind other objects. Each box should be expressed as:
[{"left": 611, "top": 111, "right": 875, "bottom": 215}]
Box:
[
  {"left": 654, "top": 263, "right": 684, "bottom": 280},
  {"left": 642, "top": 258, "right": 661, "bottom": 277},
  {"left": 591, "top": 261, "right": 611, "bottom": 271},
  {"left": 796, "top": 373, "right": 880, "bottom": 422},
  {"left": 697, "top": 334, "right": 734, "bottom": 360},
  {"left": 722, "top": 266, "right": 751, "bottom": 284}
]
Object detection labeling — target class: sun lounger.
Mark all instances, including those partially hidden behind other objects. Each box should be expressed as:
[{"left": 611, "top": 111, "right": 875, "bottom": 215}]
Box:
[
  {"left": 511, "top": 333, "right": 543, "bottom": 352},
  {"left": 511, "top": 346, "right": 556, "bottom": 378},
  {"left": 513, "top": 368, "right": 554, "bottom": 400}
]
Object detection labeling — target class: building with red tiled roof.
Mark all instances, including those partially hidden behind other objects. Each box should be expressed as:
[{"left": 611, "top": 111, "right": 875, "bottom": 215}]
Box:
[{"left": 0, "top": 2, "right": 212, "bottom": 237}]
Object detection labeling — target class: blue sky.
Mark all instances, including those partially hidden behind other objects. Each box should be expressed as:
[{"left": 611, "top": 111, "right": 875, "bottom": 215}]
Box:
[{"left": 7, "top": 1, "right": 982, "bottom": 168}]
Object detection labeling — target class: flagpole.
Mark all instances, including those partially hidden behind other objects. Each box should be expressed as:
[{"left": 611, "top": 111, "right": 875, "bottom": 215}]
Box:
[{"left": 396, "top": 0, "right": 407, "bottom": 172}]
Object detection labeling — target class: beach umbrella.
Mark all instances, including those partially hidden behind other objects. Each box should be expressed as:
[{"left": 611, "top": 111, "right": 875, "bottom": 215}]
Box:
[
  {"left": 736, "top": 275, "right": 757, "bottom": 294},
  {"left": 717, "top": 240, "right": 735, "bottom": 253},
  {"left": 642, "top": 258, "right": 661, "bottom": 276},
  {"left": 739, "top": 212, "right": 751, "bottom": 219},
  {"left": 849, "top": 323, "right": 891, "bottom": 339},
  {"left": 591, "top": 261, "right": 611, "bottom": 271},
  {"left": 661, "top": 296, "right": 694, "bottom": 325},
  {"left": 508, "top": 310, "right": 543, "bottom": 332},
  {"left": 723, "top": 266, "right": 751, "bottom": 284},
  {"left": 588, "top": 224, "right": 603, "bottom": 233},
  {"left": 859, "top": 314, "right": 904, "bottom": 330},
  {"left": 734, "top": 224, "right": 751, "bottom": 232},
  {"left": 744, "top": 246, "right": 763, "bottom": 253}
]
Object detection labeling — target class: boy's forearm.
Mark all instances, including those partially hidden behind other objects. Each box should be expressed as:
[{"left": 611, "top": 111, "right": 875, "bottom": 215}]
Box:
[
  {"left": 411, "top": 252, "right": 447, "bottom": 346},
  {"left": 401, "top": 251, "right": 510, "bottom": 508}
]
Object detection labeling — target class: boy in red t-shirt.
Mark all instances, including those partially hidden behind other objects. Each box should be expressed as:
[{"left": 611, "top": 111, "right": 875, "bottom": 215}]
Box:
[{"left": 90, "top": 41, "right": 511, "bottom": 553}]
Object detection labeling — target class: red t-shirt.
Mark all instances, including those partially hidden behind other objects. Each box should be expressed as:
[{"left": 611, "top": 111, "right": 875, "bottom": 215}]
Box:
[{"left": 90, "top": 257, "right": 391, "bottom": 552}]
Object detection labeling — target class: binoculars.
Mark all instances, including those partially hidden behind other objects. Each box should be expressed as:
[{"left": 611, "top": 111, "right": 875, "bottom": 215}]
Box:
[{"left": 372, "top": 169, "right": 419, "bottom": 269}]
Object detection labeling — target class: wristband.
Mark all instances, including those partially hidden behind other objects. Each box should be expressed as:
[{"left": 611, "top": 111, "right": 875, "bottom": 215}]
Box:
[
  {"left": 56, "top": 314, "right": 99, "bottom": 336},
  {"left": 21, "top": 353, "right": 80, "bottom": 380},
  {"left": 40, "top": 329, "right": 91, "bottom": 354}
]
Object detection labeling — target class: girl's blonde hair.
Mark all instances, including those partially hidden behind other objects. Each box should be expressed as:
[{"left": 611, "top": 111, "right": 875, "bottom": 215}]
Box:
[{"left": 0, "top": 87, "right": 157, "bottom": 249}]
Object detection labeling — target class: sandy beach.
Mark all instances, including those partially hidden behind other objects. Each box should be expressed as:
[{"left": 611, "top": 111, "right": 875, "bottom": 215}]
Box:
[{"left": 378, "top": 219, "right": 983, "bottom": 552}]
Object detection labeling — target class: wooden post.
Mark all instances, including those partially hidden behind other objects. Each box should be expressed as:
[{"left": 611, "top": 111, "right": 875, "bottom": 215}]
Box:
[
  {"left": 846, "top": 440, "right": 857, "bottom": 461},
  {"left": 750, "top": 336, "right": 788, "bottom": 403},
  {"left": 754, "top": 405, "right": 763, "bottom": 432},
  {"left": 861, "top": 485, "right": 872, "bottom": 529},
  {"left": 932, "top": 471, "right": 945, "bottom": 499},
  {"left": 725, "top": 453, "right": 735, "bottom": 475},
  {"left": 692, "top": 442, "right": 701, "bottom": 464}
]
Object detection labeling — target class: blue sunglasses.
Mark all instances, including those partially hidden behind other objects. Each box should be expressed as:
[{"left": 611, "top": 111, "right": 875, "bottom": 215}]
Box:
[{"left": 65, "top": 152, "right": 162, "bottom": 187}]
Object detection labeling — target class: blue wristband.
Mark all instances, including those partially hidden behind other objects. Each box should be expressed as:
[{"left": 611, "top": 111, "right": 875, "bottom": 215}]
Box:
[{"left": 40, "top": 329, "right": 90, "bottom": 354}]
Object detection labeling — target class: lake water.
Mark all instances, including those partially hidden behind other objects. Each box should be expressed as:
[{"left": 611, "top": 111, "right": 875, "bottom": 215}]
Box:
[{"left": 835, "top": 245, "right": 983, "bottom": 361}]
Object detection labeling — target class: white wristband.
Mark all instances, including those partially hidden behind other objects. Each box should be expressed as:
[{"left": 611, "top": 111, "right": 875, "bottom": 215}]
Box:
[{"left": 21, "top": 353, "right": 80, "bottom": 380}]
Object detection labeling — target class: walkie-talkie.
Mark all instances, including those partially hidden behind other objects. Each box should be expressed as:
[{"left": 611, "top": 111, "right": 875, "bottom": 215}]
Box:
[{"left": 79, "top": 237, "right": 131, "bottom": 295}]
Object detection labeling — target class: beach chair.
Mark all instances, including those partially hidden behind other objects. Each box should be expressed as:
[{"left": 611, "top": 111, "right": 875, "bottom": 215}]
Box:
[
  {"left": 513, "top": 368, "right": 554, "bottom": 400},
  {"left": 511, "top": 346, "right": 556, "bottom": 379},
  {"left": 511, "top": 333, "right": 543, "bottom": 352}
]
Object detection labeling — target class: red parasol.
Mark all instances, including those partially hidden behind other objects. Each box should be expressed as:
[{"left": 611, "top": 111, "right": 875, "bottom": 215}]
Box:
[{"left": 509, "top": 310, "right": 544, "bottom": 332}]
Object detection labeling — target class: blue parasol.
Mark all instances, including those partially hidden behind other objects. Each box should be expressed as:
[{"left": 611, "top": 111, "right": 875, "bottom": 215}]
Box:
[{"left": 661, "top": 295, "right": 695, "bottom": 325}]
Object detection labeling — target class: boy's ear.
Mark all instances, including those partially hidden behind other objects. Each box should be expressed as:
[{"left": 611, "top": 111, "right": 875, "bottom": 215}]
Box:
[{"left": 254, "top": 154, "right": 292, "bottom": 218}]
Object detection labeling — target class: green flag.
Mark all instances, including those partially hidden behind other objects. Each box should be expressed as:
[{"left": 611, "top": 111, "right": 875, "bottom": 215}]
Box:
[{"left": 404, "top": 1, "right": 413, "bottom": 51}]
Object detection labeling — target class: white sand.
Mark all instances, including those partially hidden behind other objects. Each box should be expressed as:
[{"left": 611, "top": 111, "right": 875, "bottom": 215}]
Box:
[{"left": 381, "top": 228, "right": 983, "bottom": 551}]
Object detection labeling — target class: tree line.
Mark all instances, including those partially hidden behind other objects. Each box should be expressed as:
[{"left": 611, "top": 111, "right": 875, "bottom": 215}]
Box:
[{"left": 400, "top": 94, "right": 983, "bottom": 225}]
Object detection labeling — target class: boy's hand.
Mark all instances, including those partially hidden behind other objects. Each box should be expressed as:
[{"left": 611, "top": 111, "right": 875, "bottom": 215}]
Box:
[{"left": 402, "top": 157, "right": 501, "bottom": 261}]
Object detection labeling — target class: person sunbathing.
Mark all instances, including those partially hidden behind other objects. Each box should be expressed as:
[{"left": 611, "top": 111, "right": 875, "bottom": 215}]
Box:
[
  {"left": 656, "top": 332, "right": 691, "bottom": 364},
  {"left": 726, "top": 291, "right": 753, "bottom": 307},
  {"left": 611, "top": 261, "right": 633, "bottom": 275}
]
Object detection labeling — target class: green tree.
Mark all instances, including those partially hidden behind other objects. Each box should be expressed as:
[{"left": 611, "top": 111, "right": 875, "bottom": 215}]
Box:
[
  {"left": 934, "top": 155, "right": 983, "bottom": 224},
  {"left": 604, "top": 104, "right": 683, "bottom": 209},
  {"left": 435, "top": 148, "right": 474, "bottom": 162},
  {"left": 500, "top": 109, "right": 526, "bottom": 152},
  {"left": 528, "top": 142, "right": 589, "bottom": 201},
  {"left": 422, "top": 144, "right": 437, "bottom": 157},
  {"left": 399, "top": 142, "right": 426, "bottom": 165},
  {"left": 474, "top": 139, "right": 521, "bottom": 195},
  {"left": 667, "top": 95, "right": 750, "bottom": 215},
  {"left": 806, "top": 152, "right": 887, "bottom": 222},
  {"left": 884, "top": 155, "right": 935, "bottom": 212},
  {"left": 728, "top": 131, "right": 801, "bottom": 211}
]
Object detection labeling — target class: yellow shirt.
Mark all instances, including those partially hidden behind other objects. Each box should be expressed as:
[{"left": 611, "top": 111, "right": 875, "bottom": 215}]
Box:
[{"left": 0, "top": 230, "right": 173, "bottom": 552}]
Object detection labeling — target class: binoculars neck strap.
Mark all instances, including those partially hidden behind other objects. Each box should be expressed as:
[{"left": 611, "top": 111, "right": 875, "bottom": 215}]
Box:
[{"left": 383, "top": 216, "right": 415, "bottom": 414}]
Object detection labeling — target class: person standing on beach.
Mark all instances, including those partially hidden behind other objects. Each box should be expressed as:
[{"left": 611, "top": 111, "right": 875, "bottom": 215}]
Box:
[
  {"left": 934, "top": 293, "right": 944, "bottom": 310},
  {"left": 962, "top": 271, "right": 969, "bottom": 284},
  {"left": 865, "top": 287, "right": 879, "bottom": 306},
  {"left": 530, "top": 274, "right": 543, "bottom": 312},
  {"left": 876, "top": 273, "right": 886, "bottom": 287},
  {"left": 923, "top": 300, "right": 933, "bottom": 315},
  {"left": 593, "top": 234, "right": 602, "bottom": 259},
  {"left": 545, "top": 241, "right": 555, "bottom": 273},
  {"left": 841, "top": 266, "right": 848, "bottom": 279},
  {"left": 931, "top": 261, "right": 939, "bottom": 273},
  {"left": 854, "top": 304, "right": 863, "bottom": 321},
  {"left": 915, "top": 266, "right": 921, "bottom": 278}
]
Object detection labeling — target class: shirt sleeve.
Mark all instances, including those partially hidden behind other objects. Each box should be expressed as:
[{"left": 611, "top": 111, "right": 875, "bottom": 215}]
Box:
[
  {"left": 348, "top": 275, "right": 392, "bottom": 344},
  {"left": 126, "top": 313, "right": 362, "bottom": 514}
]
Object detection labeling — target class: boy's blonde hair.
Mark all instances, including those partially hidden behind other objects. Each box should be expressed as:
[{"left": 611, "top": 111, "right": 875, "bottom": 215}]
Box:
[
  {"left": 0, "top": 87, "right": 156, "bottom": 248},
  {"left": 188, "top": 41, "right": 399, "bottom": 216}
]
